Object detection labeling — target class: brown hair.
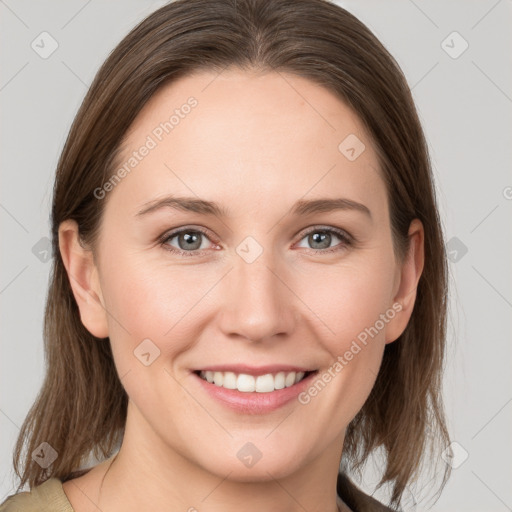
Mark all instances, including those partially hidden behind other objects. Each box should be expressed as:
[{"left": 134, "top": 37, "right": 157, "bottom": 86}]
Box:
[{"left": 11, "top": 0, "right": 452, "bottom": 508}]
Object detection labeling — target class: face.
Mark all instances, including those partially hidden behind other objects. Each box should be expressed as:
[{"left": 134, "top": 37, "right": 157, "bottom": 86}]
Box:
[{"left": 60, "top": 68, "right": 423, "bottom": 482}]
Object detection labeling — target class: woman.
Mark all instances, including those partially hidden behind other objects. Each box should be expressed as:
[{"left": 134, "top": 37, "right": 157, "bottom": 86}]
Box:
[{"left": 1, "top": 0, "right": 452, "bottom": 510}]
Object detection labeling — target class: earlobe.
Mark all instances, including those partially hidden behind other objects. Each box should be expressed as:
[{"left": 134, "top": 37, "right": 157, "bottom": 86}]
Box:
[
  {"left": 58, "top": 219, "right": 109, "bottom": 338},
  {"left": 385, "top": 219, "right": 425, "bottom": 344}
]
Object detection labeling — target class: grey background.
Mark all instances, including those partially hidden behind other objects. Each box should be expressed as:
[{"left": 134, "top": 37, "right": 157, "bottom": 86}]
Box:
[{"left": 1, "top": 1, "right": 511, "bottom": 510}]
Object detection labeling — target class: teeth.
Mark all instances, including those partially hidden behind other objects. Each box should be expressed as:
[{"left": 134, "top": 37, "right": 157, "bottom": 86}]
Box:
[
  {"left": 255, "top": 373, "right": 274, "bottom": 392},
  {"left": 222, "top": 371, "right": 237, "bottom": 389},
  {"left": 274, "top": 372, "right": 286, "bottom": 390},
  {"left": 199, "top": 370, "right": 308, "bottom": 392},
  {"left": 213, "top": 371, "right": 223, "bottom": 386},
  {"left": 238, "top": 373, "right": 255, "bottom": 392}
]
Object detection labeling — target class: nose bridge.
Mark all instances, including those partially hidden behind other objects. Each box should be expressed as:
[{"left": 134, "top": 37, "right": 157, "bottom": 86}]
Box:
[{"left": 219, "top": 237, "right": 296, "bottom": 342}]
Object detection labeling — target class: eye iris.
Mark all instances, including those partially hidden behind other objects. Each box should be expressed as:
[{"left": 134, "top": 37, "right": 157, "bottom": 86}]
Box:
[
  {"left": 309, "top": 231, "right": 331, "bottom": 249},
  {"left": 179, "top": 232, "right": 202, "bottom": 250}
]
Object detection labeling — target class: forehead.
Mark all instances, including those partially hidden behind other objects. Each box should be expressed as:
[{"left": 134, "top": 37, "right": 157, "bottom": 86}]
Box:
[{"left": 109, "top": 68, "right": 386, "bottom": 218}]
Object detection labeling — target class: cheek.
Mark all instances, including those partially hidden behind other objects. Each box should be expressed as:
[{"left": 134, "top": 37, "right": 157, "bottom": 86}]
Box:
[
  {"left": 293, "top": 260, "right": 396, "bottom": 428},
  {"left": 294, "top": 255, "right": 396, "bottom": 351},
  {"left": 105, "top": 272, "right": 173, "bottom": 328},
  {"left": 98, "top": 250, "right": 225, "bottom": 379},
  {"left": 99, "top": 261, "right": 201, "bottom": 417}
]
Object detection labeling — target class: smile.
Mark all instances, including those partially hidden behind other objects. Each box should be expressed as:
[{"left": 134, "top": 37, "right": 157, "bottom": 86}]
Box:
[{"left": 191, "top": 365, "right": 319, "bottom": 414}]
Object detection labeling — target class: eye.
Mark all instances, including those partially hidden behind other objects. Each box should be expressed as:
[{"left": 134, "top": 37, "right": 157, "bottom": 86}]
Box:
[
  {"left": 159, "top": 225, "right": 353, "bottom": 257},
  {"left": 295, "top": 226, "right": 352, "bottom": 254},
  {"left": 160, "top": 227, "right": 216, "bottom": 257}
]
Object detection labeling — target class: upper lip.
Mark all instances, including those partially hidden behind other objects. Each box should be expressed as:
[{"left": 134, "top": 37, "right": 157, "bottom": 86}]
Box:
[{"left": 193, "top": 364, "right": 316, "bottom": 377}]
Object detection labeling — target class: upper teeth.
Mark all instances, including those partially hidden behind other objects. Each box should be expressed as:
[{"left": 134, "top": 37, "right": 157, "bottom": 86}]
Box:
[{"left": 199, "top": 370, "right": 306, "bottom": 393}]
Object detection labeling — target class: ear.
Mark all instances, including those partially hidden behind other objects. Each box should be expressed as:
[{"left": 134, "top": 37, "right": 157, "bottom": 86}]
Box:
[
  {"left": 58, "top": 219, "right": 109, "bottom": 339},
  {"left": 385, "top": 218, "right": 425, "bottom": 344}
]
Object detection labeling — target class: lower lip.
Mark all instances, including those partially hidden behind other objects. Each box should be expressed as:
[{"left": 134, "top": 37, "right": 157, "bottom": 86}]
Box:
[{"left": 191, "top": 371, "right": 318, "bottom": 415}]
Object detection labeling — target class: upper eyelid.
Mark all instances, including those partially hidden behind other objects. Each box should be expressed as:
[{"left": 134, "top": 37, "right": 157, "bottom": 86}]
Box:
[
  {"left": 161, "top": 225, "right": 216, "bottom": 243},
  {"left": 296, "top": 225, "right": 351, "bottom": 239}
]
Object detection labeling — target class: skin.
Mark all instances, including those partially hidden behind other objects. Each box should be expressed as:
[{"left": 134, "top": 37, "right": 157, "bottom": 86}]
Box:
[{"left": 59, "top": 68, "right": 424, "bottom": 512}]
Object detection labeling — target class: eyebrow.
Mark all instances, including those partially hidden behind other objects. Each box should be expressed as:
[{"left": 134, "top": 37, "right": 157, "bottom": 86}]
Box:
[{"left": 136, "top": 195, "right": 372, "bottom": 220}]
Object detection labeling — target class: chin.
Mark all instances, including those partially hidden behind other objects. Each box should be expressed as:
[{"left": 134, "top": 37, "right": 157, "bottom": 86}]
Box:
[{"left": 197, "top": 449, "right": 305, "bottom": 483}]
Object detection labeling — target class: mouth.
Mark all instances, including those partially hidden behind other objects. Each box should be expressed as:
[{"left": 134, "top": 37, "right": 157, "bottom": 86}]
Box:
[
  {"left": 190, "top": 365, "right": 319, "bottom": 414},
  {"left": 193, "top": 369, "right": 317, "bottom": 393}
]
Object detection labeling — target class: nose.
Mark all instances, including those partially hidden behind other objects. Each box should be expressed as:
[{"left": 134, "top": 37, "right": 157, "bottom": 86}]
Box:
[{"left": 217, "top": 244, "right": 298, "bottom": 343}]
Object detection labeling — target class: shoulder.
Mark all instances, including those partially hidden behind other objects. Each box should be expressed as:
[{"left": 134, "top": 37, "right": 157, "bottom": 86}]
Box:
[
  {"left": 0, "top": 478, "right": 74, "bottom": 512},
  {"left": 337, "top": 472, "right": 398, "bottom": 512}
]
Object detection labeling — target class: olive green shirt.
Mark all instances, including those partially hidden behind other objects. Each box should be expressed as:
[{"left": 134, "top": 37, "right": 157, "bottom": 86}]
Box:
[{"left": 0, "top": 472, "right": 395, "bottom": 511}]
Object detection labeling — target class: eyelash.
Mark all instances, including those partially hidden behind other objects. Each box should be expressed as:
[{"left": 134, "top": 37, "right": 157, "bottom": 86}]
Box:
[{"left": 159, "top": 225, "right": 353, "bottom": 258}]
